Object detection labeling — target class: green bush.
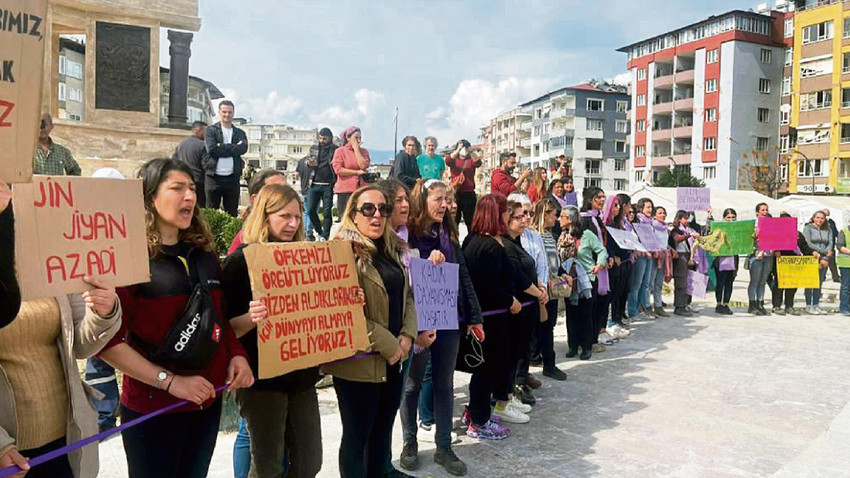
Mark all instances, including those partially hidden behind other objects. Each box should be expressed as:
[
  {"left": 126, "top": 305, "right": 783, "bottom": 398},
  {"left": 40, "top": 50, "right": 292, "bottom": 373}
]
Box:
[{"left": 200, "top": 208, "right": 243, "bottom": 257}]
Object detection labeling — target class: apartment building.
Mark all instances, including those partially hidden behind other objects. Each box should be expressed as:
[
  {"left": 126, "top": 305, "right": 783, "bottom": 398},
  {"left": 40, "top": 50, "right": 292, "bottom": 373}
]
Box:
[
  {"left": 160, "top": 67, "right": 224, "bottom": 126},
  {"left": 518, "top": 82, "right": 631, "bottom": 192},
  {"left": 58, "top": 37, "right": 85, "bottom": 121},
  {"left": 618, "top": 10, "right": 786, "bottom": 190},
  {"left": 240, "top": 123, "right": 317, "bottom": 184},
  {"left": 480, "top": 107, "right": 532, "bottom": 172},
  {"left": 787, "top": 0, "right": 850, "bottom": 194}
]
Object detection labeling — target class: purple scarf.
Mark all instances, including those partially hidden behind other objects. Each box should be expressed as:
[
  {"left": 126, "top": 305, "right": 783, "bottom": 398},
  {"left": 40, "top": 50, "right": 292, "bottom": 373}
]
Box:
[
  {"left": 410, "top": 223, "right": 455, "bottom": 263},
  {"left": 580, "top": 209, "right": 610, "bottom": 295},
  {"left": 681, "top": 225, "right": 708, "bottom": 274}
]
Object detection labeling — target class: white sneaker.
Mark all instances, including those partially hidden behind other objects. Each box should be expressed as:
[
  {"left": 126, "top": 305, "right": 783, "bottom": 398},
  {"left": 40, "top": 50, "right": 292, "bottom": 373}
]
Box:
[
  {"left": 814, "top": 306, "right": 827, "bottom": 315},
  {"left": 510, "top": 395, "right": 532, "bottom": 413},
  {"left": 598, "top": 332, "right": 614, "bottom": 345},
  {"left": 621, "top": 317, "right": 632, "bottom": 326},
  {"left": 805, "top": 305, "right": 816, "bottom": 315},
  {"left": 493, "top": 404, "right": 530, "bottom": 424},
  {"left": 638, "top": 311, "right": 656, "bottom": 321},
  {"left": 417, "top": 421, "right": 459, "bottom": 444},
  {"left": 608, "top": 324, "right": 630, "bottom": 339}
]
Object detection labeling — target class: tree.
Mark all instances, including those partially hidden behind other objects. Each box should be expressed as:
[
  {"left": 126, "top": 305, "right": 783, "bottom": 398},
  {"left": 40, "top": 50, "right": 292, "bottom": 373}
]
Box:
[
  {"left": 738, "top": 147, "right": 785, "bottom": 199},
  {"left": 652, "top": 166, "right": 705, "bottom": 188}
]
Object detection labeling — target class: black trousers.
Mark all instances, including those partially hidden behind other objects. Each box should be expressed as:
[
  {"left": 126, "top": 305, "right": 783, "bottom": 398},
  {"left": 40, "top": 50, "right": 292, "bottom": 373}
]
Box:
[
  {"left": 195, "top": 181, "right": 206, "bottom": 208},
  {"left": 19, "top": 437, "right": 72, "bottom": 478},
  {"left": 829, "top": 254, "right": 841, "bottom": 281},
  {"left": 334, "top": 368, "right": 404, "bottom": 478},
  {"left": 610, "top": 262, "right": 631, "bottom": 323},
  {"left": 511, "top": 302, "right": 536, "bottom": 386},
  {"left": 769, "top": 270, "right": 797, "bottom": 309},
  {"left": 468, "top": 312, "right": 509, "bottom": 426},
  {"left": 592, "top": 283, "right": 609, "bottom": 341},
  {"left": 121, "top": 399, "right": 222, "bottom": 478},
  {"left": 539, "top": 299, "right": 559, "bottom": 368},
  {"left": 566, "top": 296, "right": 594, "bottom": 352},
  {"left": 715, "top": 270, "right": 736, "bottom": 304},
  {"left": 337, "top": 192, "right": 353, "bottom": 221},
  {"left": 206, "top": 179, "right": 240, "bottom": 216},
  {"left": 454, "top": 191, "right": 477, "bottom": 229}
]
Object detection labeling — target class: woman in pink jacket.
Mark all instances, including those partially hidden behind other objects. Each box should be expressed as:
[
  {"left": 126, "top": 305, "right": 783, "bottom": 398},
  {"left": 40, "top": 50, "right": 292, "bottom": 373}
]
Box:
[{"left": 332, "top": 126, "right": 371, "bottom": 221}]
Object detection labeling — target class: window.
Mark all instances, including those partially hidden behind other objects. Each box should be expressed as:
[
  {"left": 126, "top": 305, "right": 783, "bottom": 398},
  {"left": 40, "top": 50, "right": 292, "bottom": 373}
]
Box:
[
  {"left": 706, "top": 49, "right": 718, "bottom": 64},
  {"left": 637, "top": 95, "right": 646, "bottom": 106},
  {"left": 564, "top": 136, "right": 574, "bottom": 148},
  {"left": 635, "top": 171, "right": 645, "bottom": 182},
  {"left": 780, "top": 135, "right": 790, "bottom": 153},
  {"left": 758, "top": 78, "right": 770, "bottom": 94},
  {"left": 614, "top": 159, "right": 626, "bottom": 171},
  {"left": 615, "top": 140, "right": 627, "bottom": 154},
  {"left": 58, "top": 82, "right": 66, "bottom": 101},
  {"left": 780, "top": 163, "right": 788, "bottom": 181},
  {"left": 615, "top": 120, "right": 628, "bottom": 133},
  {"left": 69, "top": 87, "right": 82, "bottom": 102},
  {"left": 757, "top": 108, "right": 770, "bottom": 123},
  {"left": 637, "top": 69, "right": 646, "bottom": 81},
  {"left": 703, "top": 167, "right": 716, "bottom": 180},
  {"left": 705, "top": 108, "right": 717, "bottom": 122},
  {"left": 69, "top": 113, "right": 81, "bottom": 121},
  {"left": 760, "top": 48, "right": 772, "bottom": 64},
  {"left": 249, "top": 129, "right": 261, "bottom": 140},
  {"left": 785, "top": 18, "right": 793, "bottom": 38},
  {"left": 587, "top": 119, "right": 603, "bottom": 131},
  {"left": 585, "top": 160, "right": 601, "bottom": 174},
  {"left": 841, "top": 123, "right": 850, "bottom": 143},
  {"left": 780, "top": 109, "right": 790, "bottom": 125},
  {"left": 844, "top": 53, "right": 850, "bottom": 74},
  {"left": 797, "top": 128, "right": 830, "bottom": 144},
  {"left": 534, "top": 125, "right": 541, "bottom": 136},
  {"left": 587, "top": 98, "right": 604, "bottom": 111},
  {"left": 586, "top": 138, "right": 603, "bottom": 150},
  {"left": 636, "top": 145, "right": 645, "bottom": 157},
  {"left": 841, "top": 159, "right": 850, "bottom": 178},
  {"left": 845, "top": 17, "right": 850, "bottom": 39},
  {"left": 637, "top": 119, "right": 646, "bottom": 131},
  {"left": 843, "top": 88, "right": 850, "bottom": 108},
  {"left": 533, "top": 144, "right": 540, "bottom": 156},
  {"left": 58, "top": 56, "right": 66, "bottom": 75},
  {"left": 756, "top": 137, "right": 769, "bottom": 151},
  {"left": 785, "top": 48, "right": 793, "bottom": 66},
  {"left": 614, "top": 179, "right": 626, "bottom": 191},
  {"left": 802, "top": 20, "right": 833, "bottom": 44},
  {"left": 584, "top": 177, "right": 602, "bottom": 188},
  {"left": 800, "top": 58, "right": 832, "bottom": 78},
  {"left": 706, "top": 79, "right": 717, "bottom": 93},
  {"left": 616, "top": 101, "right": 628, "bottom": 113},
  {"left": 782, "top": 76, "right": 791, "bottom": 96},
  {"left": 798, "top": 159, "right": 827, "bottom": 177},
  {"left": 66, "top": 60, "right": 82, "bottom": 80},
  {"left": 704, "top": 137, "right": 716, "bottom": 151},
  {"left": 800, "top": 90, "right": 832, "bottom": 110}
]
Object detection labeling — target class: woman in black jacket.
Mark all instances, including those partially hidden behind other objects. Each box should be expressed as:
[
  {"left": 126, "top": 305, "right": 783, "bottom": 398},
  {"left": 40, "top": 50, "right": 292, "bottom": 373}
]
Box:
[{"left": 0, "top": 182, "right": 20, "bottom": 328}]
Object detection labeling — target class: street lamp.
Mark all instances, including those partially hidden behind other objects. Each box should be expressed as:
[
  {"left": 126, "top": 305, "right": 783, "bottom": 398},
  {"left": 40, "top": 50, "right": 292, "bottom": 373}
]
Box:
[{"left": 790, "top": 149, "right": 815, "bottom": 195}]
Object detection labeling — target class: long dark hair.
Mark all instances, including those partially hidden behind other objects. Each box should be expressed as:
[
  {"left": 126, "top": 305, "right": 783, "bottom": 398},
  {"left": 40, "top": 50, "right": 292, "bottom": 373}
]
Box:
[
  {"left": 581, "top": 187, "right": 603, "bottom": 212},
  {"left": 614, "top": 193, "right": 631, "bottom": 228}
]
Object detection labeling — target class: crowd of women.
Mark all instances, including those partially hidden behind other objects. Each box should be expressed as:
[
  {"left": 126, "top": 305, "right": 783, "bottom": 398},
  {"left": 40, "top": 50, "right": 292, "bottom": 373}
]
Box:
[{"left": 1, "top": 126, "right": 849, "bottom": 478}]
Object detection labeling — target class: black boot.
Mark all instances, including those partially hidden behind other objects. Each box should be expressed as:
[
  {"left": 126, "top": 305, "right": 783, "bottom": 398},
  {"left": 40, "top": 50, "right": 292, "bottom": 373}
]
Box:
[
  {"left": 759, "top": 301, "right": 770, "bottom": 315},
  {"left": 747, "top": 301, "right": 756, "bottom": 314},
  {"left": 566, "top": 346, "right": 578, "bottom": 358}
]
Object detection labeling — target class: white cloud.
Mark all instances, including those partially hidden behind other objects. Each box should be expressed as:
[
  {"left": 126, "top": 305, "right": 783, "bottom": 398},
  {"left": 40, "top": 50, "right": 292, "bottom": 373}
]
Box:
[
  {"left": 354, "top": 89, "right": 387, "bottom": 117},
  {"left": 611, "top": 72, "right": 632, "bottom": 86}
]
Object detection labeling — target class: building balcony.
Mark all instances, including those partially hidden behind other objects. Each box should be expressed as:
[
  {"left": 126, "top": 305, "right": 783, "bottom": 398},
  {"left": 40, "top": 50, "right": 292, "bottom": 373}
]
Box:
[
  {"left": 840, "top": 139, "right": 850, "bottom": 152},
  {"left": 675, "top": 69, "right": 695, "bottom": 84},
  {"left": 583, "top": 150, "right": 603, "bottom": 159},
  {"left": 674, "top": 97, "right": 694, "bottom": 111},
  {"left": 520, "top": 137, "right": 532, "bottom": 148},
  {"left": 652, "top": 128, "right": 672, "bottom": 141},
  {"left": 520, "top": 120, "right": 532, "bottom": 131},
  {"left": 654, "top": 75, "right": 674, "bottom": 88},
  {"left": 673, "top": 126, "right": 692, "bottom": 138},
  {"left": 796, "top": 141, "right": 830, "bottom": 157},
  {"left": 653, "top": 101, "right": 673, "bottom": 114}
]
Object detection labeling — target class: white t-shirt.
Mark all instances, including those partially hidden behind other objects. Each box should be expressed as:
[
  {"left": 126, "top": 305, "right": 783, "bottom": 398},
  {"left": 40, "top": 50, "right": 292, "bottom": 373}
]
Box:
[{"left": 215, "top": 126, "right": 235, "bottom": 176}]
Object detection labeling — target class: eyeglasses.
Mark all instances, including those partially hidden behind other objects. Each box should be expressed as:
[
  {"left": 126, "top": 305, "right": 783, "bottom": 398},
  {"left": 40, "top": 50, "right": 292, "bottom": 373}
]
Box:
[
  {"left": 355, "top": 202, "right": 393, "bottom": 218},
  {"left": 512, "top": 213, "right": 529, "bottom": 220}
]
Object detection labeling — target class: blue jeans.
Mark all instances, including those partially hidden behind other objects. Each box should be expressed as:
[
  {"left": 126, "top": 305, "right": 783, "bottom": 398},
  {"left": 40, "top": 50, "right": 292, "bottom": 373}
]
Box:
[
  {"left": 418, "top": 358, "right": 434, "bottom": 425},
  {"left": 628, "top": 256, "right": 653, "bottom": 317},
  {"left": 650, "top": 261, "right": 664, "bottom": 308},
  {"left": 805, "top": 266, "right": 828, "bottom": 306},
  {"left": 233, "top": 417, "right": 289, "bottom": 478},
  {"left": 84, "top": 357, "right": 118, "bottom": 429},
  {"left": 304, "top": 183, "right": 334, "bottom": 239},
  {"left": 840, "top": 268, "right": 850, "bottom": 314},
  {"left": 748, "top": 256, "right": 773, "bottom": 302}
]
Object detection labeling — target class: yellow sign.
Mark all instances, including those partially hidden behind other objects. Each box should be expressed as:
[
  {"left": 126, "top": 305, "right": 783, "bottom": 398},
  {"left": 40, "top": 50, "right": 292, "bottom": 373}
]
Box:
[{"left": 776, "top": 256, "right": 820, "bottom": 289}]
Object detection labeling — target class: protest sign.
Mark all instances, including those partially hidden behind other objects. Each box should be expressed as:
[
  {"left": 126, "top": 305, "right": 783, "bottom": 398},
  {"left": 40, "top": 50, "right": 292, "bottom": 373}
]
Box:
[
  {"left": 709, "top": 220, "right": 754, "bottom": 256},
  {"left": 606, "top": 227, "right": 647, "bottom": 252},
  {"left": 686, "top": 270, "right": 709, "bottom": 298},
  {"left": 676, "top": 187, "right": 711, "bottom": 212},
  {"left": 634, "top": 223, "right": 667, "bottom": 251},
  {"left": 776, "top": 256, "right": 820, "bottom": 289},
  {"left": 409, "top": 257, "right": 459, "bottom": 330},
  {"left": 13, "top": 176, "right": 149, "bottom": 300},
  {"left": 243, "top": 240, "right": 370, "bottom": 379},
  {"left": 0, "top": 0, "right": 47, "bottom": 183},
  {"left": 757, "top": 216, "right": 797, "bottom": 251}
]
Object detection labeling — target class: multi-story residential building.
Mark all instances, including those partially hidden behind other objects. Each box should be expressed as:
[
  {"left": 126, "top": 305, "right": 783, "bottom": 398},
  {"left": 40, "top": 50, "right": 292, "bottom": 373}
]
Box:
[
  {"left": 240, "top": 123, "right": 317, "bottom": 183},
  {"left": 618, "top": 10, "right": 787, "bottom": 190},
  {"left": 58, "top": 37, "right": 85, "bottom": 122},
  {"left": 160, "top": 67, "right": 224, "bottom": 126},
  {"left": 480, "top": 107, "right": 532, "bottom": 173},
  {"left": 519, "top": 81, "right": 631, "bottom": 192},
  {"left": 787, "top": 0, "right": 850, "bottom": 194}
]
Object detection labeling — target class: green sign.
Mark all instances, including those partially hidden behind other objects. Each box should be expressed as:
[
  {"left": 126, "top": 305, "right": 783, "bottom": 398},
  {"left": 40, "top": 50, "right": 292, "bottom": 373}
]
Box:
[
  {"left": 837, "top": 178, "right": 850, "bottom": 194},
  {"left": 710, "top": 220, "right": 755, "bottom": 256}
]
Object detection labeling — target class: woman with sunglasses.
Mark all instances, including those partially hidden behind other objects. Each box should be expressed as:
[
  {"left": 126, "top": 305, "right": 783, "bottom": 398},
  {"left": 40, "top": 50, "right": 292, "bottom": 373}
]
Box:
[
  {"left": 398, "top": 179, "right": 482, "bottom": 476},
  {"left": 325, "top": 185, "right": 417, "bottom": 478}
]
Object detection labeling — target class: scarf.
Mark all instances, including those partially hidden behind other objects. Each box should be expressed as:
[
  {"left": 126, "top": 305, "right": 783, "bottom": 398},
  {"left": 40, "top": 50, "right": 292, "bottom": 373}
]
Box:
[
  {"left": 562, "top": 257, "right": 592, "bottom": 304},
  {"left": 579, "top": 209, "right": 609, "bottom": 295},
  {"left": 410, "top": 223, "right": 455, "bottom": 264},
  {"left": 681, "top": 225, "right": 709, "bottom": 274},
  {"left": 601, "top": 196, "right": 619, "bottom": 226},
  {"left": 340, "top": 126, "right": 360, "bottom": 144},
  {"left": 553, "top": 194, "right": 570, "bottom": 209}
]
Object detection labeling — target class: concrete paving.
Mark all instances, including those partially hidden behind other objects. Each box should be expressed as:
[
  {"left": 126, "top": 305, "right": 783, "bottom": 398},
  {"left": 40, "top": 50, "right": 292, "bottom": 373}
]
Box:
[{"left": 95, "top": 276, "right": 850, "bottom": 478}]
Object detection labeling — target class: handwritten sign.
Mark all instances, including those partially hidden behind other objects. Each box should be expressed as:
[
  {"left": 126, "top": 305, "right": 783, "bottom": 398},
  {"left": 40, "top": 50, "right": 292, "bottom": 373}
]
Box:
[
  {"left": 0, "top": 0, "right": 47, "bottom": 183},
  {"left": 13, "top": 176, "right": 149, "bottom": 300},
  {"left": 243, "top": 241, "right": 370, "bottom": 379},
  {"left": 606, "top": 227, "right": 647, "bottom": 252},
  {"left": 757, "top": 216, "right": 797, "bottom": 251},
  {"left": 710, "top": 220, "right": 754, "bottom": 256},
  {"left": 776, "top": 256, "right": 820, "bottom": 289},
  {"left": 676, "top": 187, "right": 711, "bottom": 212},
  {"left": 409, "top": 257, "right": 459, "bottom": 330},
  {"left": 686, "top": 270, "right": 709, "bottom": 298},
  {"left": 634, "top": 223, "right": 667, "bottom": 251}
]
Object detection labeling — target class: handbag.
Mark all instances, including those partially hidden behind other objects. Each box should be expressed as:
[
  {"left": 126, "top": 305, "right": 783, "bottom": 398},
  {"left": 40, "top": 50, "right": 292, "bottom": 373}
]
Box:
[
  {"left": 455, "top": 330, "right": 484, "bottom": 373},
  {"left": 548, "top": 277, "right": 572, "bottom": 299}
]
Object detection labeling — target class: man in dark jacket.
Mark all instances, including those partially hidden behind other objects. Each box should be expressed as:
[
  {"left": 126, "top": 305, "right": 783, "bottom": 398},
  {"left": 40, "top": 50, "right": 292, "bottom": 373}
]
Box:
[
  {"left": 390, "top": 135, "right": 421, "bottom": 188},
  {"left": 204, "top": 100, "right": 248, "bottom": 216},
  {"left": 825, "top": 208, "right": 841, "bottom": 282},
  {"left": 301, "top": 128, "right": 337, "bottom": 241},
  {"left": 172, "top": 121, "right": 209, "bottom": 208}
]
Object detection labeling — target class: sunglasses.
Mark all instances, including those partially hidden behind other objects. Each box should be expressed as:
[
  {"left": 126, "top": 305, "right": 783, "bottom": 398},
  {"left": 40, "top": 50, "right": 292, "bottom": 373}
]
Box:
[{"left": 355, "top": 202, "right": 393, "bottom": 218}]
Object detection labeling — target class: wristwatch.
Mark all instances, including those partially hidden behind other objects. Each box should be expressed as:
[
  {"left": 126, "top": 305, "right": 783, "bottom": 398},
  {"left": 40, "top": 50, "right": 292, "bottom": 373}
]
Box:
[{"left": 155, "top": 370, "right": 169, "bottom": 390}]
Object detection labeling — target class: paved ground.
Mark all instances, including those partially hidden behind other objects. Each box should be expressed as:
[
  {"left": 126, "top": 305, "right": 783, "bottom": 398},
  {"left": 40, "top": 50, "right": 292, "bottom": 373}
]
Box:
[{"left": 95, "top": 273, "right": 850, "bottom": 478}]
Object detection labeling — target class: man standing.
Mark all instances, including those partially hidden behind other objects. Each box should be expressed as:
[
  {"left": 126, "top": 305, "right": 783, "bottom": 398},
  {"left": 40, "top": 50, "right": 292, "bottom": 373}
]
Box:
[
  {"left": 204, "top": 100, "right": 248, "bottom": 216},
  {"left": 390, "top": 135, "right": 421, "bottom": 188},
  {"left": 490, "top": 152, "right": 531, "bottom": 198},
  {"left": 172, "top": 121, "right": 209, "bottom": 208},
  {"left": 825, "top": 208, "right": 841, "bottom": 282},
  {"left": 33, "top": 112, "right": 81, "bottom": 176},
  {"left": 446, "top": 139, "right": 482, "bottom": 228},
  {"left": 300, "top": 127, "right": 337, "bottom": 241}
]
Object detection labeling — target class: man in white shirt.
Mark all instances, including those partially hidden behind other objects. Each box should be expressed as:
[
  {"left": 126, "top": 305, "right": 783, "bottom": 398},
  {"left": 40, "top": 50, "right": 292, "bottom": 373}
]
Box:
[{"left": 204, "top": 100, "right": 248, "bottom": 216}]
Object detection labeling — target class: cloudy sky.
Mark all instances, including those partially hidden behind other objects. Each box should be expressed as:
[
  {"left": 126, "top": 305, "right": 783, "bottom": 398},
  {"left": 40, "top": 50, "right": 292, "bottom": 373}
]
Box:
[{"left": 166, "top": 0, "right": 749, "bottom": 152}]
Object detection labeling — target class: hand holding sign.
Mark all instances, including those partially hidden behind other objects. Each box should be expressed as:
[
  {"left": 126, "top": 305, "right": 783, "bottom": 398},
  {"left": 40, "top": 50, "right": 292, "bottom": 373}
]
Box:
[
  {"left": 80, "top": 275, "right": 116, "bottom": 317},
  {"left": 248, "top": 300, "right": 268, "bottom": 323}
]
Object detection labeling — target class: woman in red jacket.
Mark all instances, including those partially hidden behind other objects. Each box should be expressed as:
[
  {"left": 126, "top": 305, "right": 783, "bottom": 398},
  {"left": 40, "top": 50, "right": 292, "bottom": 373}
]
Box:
[{"left": 100, "top": 158, "right": 253, "bottom": 478}]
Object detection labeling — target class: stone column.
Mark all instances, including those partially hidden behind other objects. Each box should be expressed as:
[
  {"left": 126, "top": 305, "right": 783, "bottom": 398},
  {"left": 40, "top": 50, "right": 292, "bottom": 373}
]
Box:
[{"left": 166, "top": 30, "right": 193, "bottom": 126}]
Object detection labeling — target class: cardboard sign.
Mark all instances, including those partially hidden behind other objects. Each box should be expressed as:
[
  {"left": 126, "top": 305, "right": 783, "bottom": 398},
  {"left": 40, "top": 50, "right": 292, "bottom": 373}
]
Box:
[
  {"left": 757, "top": 216, "right": 798, "bottom": 251},
  {"left": 0, "top": 0, "right": 47, "bottom": 183},
  {"left": 676, "top": 187, "right": 711, "bottom": 212},
  {"left": 606, "top": 227, "right": 647, "bottom": 252},
  {"left": 13, "top": 176, "right": 150, "bottom": 300},
  {"left": 709, "top": 220, "right": 755, "bottom": 256},
  {"left": 243, "top": 241, "right": 370, "bottom": 379},
  {"left": 409, "top": 257, "right": 459, "bottom": 330},
  {"left": 776, "top": 256, "right": 820, "bottom": 289},
  {"left": 686, "top": 270, "right": 709, "bottom": 298},
  {"left": 634, "top": 223, "right": 667, "bottom": 251}
]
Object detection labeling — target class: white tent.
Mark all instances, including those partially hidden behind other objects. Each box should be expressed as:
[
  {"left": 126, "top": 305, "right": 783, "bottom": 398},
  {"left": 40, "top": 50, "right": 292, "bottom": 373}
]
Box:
[
  {"left": 627, "top": 186, "right": 783, "bottom": 224},
  {"left": 777, "top": 195, "right": 850, "bottom": 230}
]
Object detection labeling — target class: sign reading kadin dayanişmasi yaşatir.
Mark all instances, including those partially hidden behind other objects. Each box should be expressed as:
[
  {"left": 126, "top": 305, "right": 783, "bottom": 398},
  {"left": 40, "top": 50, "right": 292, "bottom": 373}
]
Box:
[
  {"left": 0, "top": 0, "right": 47, "bottom": 183},
  {"left": 409, "top": 257, "right": 459, "bottom": 331},
  {"left": 243, "top": 241, "right": 370, "bottom": 379},
  {"left": 776, "top": 256, "right": 820, "bottom": 289},
  {"left": 13, "top": 176, "right": 150, "bottom": 300}
]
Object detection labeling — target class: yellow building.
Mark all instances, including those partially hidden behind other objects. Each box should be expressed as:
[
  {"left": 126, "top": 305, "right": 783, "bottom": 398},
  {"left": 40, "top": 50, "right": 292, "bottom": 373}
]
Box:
[{"left": 789, "top": 0, "right": 850, "bottom": 194}]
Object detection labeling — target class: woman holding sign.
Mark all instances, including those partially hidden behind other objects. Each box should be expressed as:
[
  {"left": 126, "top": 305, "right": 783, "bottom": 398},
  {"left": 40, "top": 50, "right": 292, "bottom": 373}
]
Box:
[
  {"left": 803, "top": 211, "right": 834, "bottom": 315},
  {"left": 99, "top": 158, "right": 253, "bottom": 478},
  {"left": 0, "top": 182, "right": 20, "bottom": 328},
  {"left": 712, "top": 208, "right": 739, "bottom": 315},
  {"left": 221, "top": 183, "right": 323, "bottom": 478},
  {"left": 326, "top": 185, "right": 418, "bottom": 478},
  {"left": 669, "top": 210, "right": 700, "bottom": 316},
  {"left": 398, "top": 179, "right": 482, "bottom": 476}
]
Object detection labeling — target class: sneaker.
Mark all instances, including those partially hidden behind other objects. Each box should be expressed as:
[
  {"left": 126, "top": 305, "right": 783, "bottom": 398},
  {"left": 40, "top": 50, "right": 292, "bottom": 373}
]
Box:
[
  {"left": 787, "top": 307, "right": 800, "bottom": 316},
  {"left": 637, "top": 311, "right": 655, "bottom": 321},
  {"left": 461, "top": 406, "right": 501, "bottom": 427},
  {"left": 510, "top": 394, "right": 533, "bottom": 413},
  {"left": 580, "top": 348, "right": 592, "bottom": 360},
  {"left": 493, "top": 403, "right": 530, "bottom": 424},
  {"left": 608, "top": 324, "right": 630, "bottom": 339},
  {"left": 399, "top": 442, "right": 419, "bottom": 471},
  {"left": 542, "top": 366, "right": 567, "bottom": 381},
  {"left": 417, "top": 422, "right": 436, "bottom": 443},
  {"left": 466, "top": 420, "right": 509, "bottom": 440},
  {"left": 773, "top": 307, "right": 785, "bottom": 316},
  {"left": 722, "top": 305, "right": 734, "bottom": 315},
  {"left": 598, "top": 332, "right": 614, "bottom": 345},
  {"left": 434, "top": 447, "right": 468, "bottom": 476},
  {"left": 653, "top": 306, "right": 669, "bottom": 317},
  {"left": 715, "top": 305, "right": 723, "bottom": 314},
  {"left": 805, "top": 305, "right": 816, "bottom": 315},
  {"left": 591, "top": 343, "right": 605, "bottom": 353},
  {"left": 621, "top": 317, "right": 633, "bottom": 326},
  {"left": 814, "top": 306, "right": 827, "bottom": 315},
  {"left": 674, "top": 307, "right": 691, "bottom": 316},
  {"left": 514, "top": 385, "right": 536, "bottom": 406},
  {"left": 385, "top": 467, "right": 416, "bottom": 478},
  {"left": 565, "top": 346, "right": 578, "bottom": 358},
  {"left": 525, "top": 374, "right": 542, "bottom": 389}
]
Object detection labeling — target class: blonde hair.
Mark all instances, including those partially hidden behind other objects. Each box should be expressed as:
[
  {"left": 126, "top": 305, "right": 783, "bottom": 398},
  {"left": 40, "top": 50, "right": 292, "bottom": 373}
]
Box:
[
  {"left": 530, "top": 167, "right": 548, "bottom": 199},
  {"left": 242, "top": 184, "right": 305, "bottom": 243},
  {"left": 530, "top": 198, "right": 558, "bottom": 234},
  {"left": 331, "top": 184, "right": 404, "bottom": 258}
]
